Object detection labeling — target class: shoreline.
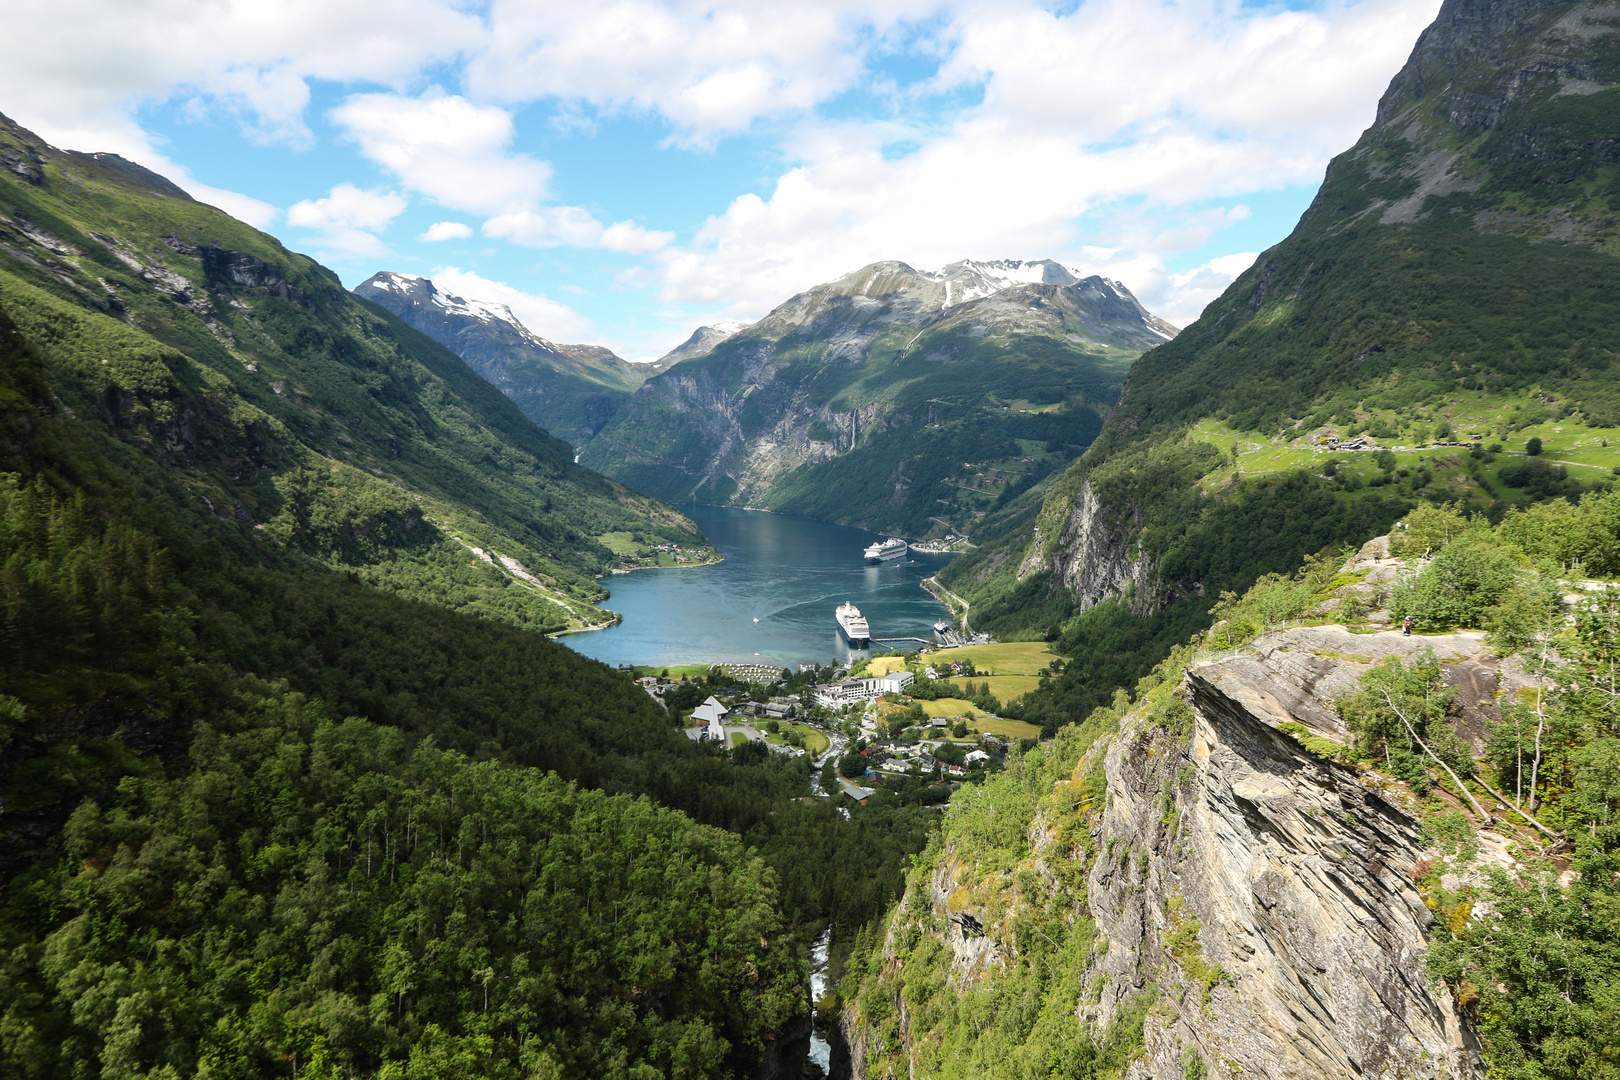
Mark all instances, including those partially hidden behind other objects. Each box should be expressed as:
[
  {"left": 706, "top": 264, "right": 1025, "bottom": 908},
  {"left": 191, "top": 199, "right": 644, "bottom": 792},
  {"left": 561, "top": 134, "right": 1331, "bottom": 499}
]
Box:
[{"left": 605, "top": 551, "right": 725, "bottom": 576}]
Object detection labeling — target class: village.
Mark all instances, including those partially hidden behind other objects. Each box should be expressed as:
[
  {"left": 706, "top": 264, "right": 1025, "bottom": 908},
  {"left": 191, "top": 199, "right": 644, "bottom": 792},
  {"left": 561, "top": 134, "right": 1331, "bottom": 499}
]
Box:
[{"left": 627, "top": 640, "right": 1055, "bottom": 805}]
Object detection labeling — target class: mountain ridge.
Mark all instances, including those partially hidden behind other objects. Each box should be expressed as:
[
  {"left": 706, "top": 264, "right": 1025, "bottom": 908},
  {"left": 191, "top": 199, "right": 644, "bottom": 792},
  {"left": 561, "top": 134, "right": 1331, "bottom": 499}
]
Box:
[
  {"left": 0, "top": 113, "right": 714, "bottom": 634},
  {"left": 354, "top": 270, "right": 672, "bottom": 445},
  {"left": 579, "top": 257, "right": 1176, "bottom": 536}
]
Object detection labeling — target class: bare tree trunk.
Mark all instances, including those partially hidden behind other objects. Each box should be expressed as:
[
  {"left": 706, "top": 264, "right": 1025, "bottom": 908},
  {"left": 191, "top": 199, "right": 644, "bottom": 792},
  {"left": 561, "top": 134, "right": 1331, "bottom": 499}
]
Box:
[
  {"left": 1379, "top": 688, "right": 1491, "bottom": 821},
  {"left": 1475, "top": 775, "right": 1560, "bottom": 840},
  {"left": 1528, "top": 688, "right": 1546, "bottom": 813}
]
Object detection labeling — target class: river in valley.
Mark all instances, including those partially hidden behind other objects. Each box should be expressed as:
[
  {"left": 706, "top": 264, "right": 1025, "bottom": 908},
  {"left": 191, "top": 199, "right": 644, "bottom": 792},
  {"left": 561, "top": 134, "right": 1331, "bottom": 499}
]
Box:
[{"left": 564, "top": 505, "right": 956, "bottom": 669}]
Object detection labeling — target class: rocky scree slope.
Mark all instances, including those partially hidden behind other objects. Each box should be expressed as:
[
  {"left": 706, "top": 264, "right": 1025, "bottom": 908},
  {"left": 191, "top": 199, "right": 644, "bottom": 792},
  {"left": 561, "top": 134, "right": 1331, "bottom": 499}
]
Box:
[
  {"left": 0, "top": 113, "right": 710, "bottom": 633},
  {"left": 354, "top": 270, "right": 667, "bottom": 444},
  {"left": 836, "top": 554, "right": 1539, "bottom": 1079},
  {"left": 579, "top": 259, "right": 1176, "bottom": 537},
  {"left": 943, "top": 0, "right": 1620, "bottom": 640}
]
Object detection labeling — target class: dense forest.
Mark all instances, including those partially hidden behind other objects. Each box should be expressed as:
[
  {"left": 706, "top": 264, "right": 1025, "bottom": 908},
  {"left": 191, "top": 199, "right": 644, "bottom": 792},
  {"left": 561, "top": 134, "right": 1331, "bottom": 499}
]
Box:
[{"left": 0, "top": 127, "right": 936, "bottom": 1076}]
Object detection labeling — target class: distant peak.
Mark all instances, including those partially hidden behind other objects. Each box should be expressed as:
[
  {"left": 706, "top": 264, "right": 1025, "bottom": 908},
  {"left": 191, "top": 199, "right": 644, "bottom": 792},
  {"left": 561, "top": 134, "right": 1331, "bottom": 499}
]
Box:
[{"left": 356, "top": 271, "right": 548, "bottom": 346}]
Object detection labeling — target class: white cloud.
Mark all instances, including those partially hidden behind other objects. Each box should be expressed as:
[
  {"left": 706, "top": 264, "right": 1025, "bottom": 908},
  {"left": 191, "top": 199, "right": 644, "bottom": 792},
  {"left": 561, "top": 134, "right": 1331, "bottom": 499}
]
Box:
[
  {"left": 286, "top": 183, "right": 407, "bottom": 260},
  {"left": 288, "top": 184, "right": 407, "bottom": 231},
  {"left": 468, "top": 0, "right": 936, "bottom": 145},
  {"left": 642, "top": 0, "right": 1439, "bottom": 322},
  {"left": 484, "top": 208, "right": 673, "bottom": 254},
  {"left": 1158, "top": 252, "right": 1261, "bottom": 328},
  {"left": 0, "top": 0, "right": 482, "bottom": 148},
  {"left": 429, "top": 266, "right": 598, "bottom": 345},
  {"left": 420, "top": 221, "right": 474, "bottom": 241},
  {"left": 331, "top": 89, "right": 551, "bottom": 216}
]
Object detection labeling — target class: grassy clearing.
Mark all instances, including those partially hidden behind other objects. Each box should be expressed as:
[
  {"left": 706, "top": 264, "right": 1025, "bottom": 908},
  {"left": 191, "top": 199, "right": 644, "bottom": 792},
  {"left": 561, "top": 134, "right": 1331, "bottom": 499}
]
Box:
[
  {"left": 967, "top": 716, "right": 1044, "bottom": 741},
  {"left": 730, "top": 732, "right": 747, "bottom": 747},
  {"left": 866, "top": 656, "right": 909, "bottom": 676},
  {"left": 631, "top": 663, "right": 716, "bottom": 681},
  {"left": 933, "top": 641, "right": 1056, "bottom": 675},
  {"left": 956, "top": 674, "right": 1043, "bottom": 703},
  {"left": 765, "top": 723, "right": 830, "bottom": 756},
  {"left": 1185, "top": 408, "right": 1620, "bottom": 510},
  {"left": 910, "top": 700, "right": 1042, "bottom": 739}
]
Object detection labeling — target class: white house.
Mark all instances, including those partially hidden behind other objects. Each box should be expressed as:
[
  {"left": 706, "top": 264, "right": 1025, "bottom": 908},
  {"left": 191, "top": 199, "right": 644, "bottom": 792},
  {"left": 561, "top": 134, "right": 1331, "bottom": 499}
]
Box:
[
  {"left": 692, "top": 696, "right": 729, "bottom": 741},
  {"left": 964, "top": 749, "right": 991, "bottom": 767},
  {"left": 878, "top": 671, "right": 915, "bottom": 693}
]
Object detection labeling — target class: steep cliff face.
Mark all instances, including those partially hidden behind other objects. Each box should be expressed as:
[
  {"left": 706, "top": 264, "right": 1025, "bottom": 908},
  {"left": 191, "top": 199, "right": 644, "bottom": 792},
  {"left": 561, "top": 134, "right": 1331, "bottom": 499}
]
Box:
[
  {"left": 840, "top": 612, "right": 1521, "bottom": 1079},
  {"left": 1087, "top": 645, "right": 1479, "bottom": 1079},
  {"left": 580, "top": 260, "right": 1173, "bottom": 535},
  {"left": 1016, "top": 478, "right": 1159, "bottom": 615}
]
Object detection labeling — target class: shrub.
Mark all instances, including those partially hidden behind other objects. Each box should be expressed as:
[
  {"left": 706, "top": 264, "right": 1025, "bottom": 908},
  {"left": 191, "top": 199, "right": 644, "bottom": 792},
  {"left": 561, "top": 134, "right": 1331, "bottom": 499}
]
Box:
[{"left": 1390, "top": 537, "right": 1519, "bottom": 631}]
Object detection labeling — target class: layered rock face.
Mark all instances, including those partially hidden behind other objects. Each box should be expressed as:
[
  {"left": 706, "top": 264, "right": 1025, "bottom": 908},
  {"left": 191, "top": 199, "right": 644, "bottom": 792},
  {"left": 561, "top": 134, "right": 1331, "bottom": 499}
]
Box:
[
  {"left": 846, "top": 619, "right": 1498, "bottom": 1080},
  {"left": 1086, "top": 634, "right": 1483, "bottom": 1079},
  {"left": 1017, "top": 478, "right": 1160, "bottom": 614}
]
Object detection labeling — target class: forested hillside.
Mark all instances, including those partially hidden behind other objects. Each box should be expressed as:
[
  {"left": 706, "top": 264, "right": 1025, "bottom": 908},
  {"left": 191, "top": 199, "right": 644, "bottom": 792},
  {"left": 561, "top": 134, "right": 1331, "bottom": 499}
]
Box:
[
  {"left": 0, "top": 113, "right": 713, "bottom": 634},
  {"left": 0, "top": 120, "right": 935, "bottom": 1078},
  {"left": 941, "top": 0, "right": 1620, "bottom": 729}
]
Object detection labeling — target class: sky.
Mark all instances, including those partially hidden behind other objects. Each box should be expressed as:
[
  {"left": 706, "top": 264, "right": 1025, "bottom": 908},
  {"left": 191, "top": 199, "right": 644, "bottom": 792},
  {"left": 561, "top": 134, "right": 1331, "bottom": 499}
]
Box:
[{"left": 2, "top": 0, "right": 1441, "bottom": 360}]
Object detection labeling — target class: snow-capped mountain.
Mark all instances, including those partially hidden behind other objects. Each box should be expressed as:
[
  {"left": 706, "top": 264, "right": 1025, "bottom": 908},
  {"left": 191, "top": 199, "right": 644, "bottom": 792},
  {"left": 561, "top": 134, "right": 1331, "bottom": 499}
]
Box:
[
  {"left": 578, "top": 257, "right": 1178, "bottom": 533},
  {"left": 354, "top": 271, "right": 655, "bottom": 444}
]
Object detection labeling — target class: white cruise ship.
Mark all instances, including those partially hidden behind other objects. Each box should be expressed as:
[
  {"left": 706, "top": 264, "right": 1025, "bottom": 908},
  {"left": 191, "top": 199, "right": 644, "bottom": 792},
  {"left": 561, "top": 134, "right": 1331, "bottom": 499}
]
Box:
[
  {"left": 835, "top": 602, "right": 872, "bottom": 645},
  {"left": 863, "top": 537, "right": 907, "bottom": 563}
]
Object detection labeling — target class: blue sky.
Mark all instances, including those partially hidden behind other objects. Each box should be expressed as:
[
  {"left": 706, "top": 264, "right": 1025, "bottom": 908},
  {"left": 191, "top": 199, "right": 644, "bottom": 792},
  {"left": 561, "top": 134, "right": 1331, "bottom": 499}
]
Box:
[{"left": 4, "top": 0, "right": 1440, "bottom": 359}]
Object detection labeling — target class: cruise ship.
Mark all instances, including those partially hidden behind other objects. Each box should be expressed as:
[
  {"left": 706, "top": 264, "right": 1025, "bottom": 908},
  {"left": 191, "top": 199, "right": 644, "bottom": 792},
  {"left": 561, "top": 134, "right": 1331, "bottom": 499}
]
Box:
[
  {"left": 863, "top": 536, "right": 907, "bottom": 563},
  {"left": 835, "top": 602, "right": 872, "bottom": 646}
]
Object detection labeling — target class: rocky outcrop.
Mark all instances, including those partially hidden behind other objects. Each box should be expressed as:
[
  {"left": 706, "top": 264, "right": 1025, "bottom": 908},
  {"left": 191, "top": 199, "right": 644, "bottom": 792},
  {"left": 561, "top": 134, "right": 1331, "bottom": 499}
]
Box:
[
  {"left": 1082, "top": 631, "right": 1484, "bottom": 1079},
  {"left": 848, "top": 620, "right": 1505, "bottom": 1080}
]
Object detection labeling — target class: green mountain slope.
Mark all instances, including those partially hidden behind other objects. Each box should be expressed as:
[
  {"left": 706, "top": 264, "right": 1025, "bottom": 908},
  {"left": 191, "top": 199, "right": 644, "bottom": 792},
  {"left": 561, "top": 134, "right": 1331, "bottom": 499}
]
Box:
[
  {"left": 580, "top": 260, "right": 1176, "bottom": 538},
  {"left": 0, "top": 114, "right": 712, "bottom": 634},
  {"left": 354, "top": 271, "right": 668, "bottom": 445},
  {"left": 941, "top": 0, "right": 1620, "bottom": 718}
]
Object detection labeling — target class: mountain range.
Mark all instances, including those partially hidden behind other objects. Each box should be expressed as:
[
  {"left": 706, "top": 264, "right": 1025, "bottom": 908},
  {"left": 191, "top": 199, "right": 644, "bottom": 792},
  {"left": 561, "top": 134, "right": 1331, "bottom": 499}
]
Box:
[
  {"left": 358, "top": 259, "right": 1177, "bottom": 539},
  {"left": 574, "top": 258, "right": 1175, "bottom": 536}
]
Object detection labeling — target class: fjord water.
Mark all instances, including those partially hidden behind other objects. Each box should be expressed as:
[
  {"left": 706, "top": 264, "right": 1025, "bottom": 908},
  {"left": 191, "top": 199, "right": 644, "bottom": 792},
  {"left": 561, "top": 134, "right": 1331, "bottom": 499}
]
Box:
[{"left": 565, "top": 506, "right": 955, "bottom": 668}]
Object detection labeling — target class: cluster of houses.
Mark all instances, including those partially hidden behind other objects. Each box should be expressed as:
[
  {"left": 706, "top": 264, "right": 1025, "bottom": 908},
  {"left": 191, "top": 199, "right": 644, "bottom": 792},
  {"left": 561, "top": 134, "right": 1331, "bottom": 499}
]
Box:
[{"left": 840, "top": 736, "right": 1004, "bottom": 797}]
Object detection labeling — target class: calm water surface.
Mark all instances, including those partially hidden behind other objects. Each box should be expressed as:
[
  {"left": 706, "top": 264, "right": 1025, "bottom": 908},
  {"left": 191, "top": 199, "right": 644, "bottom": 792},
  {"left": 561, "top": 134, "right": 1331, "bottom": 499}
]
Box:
[{"left": 564, "top": 505, "right": 955, "bottom": 669}]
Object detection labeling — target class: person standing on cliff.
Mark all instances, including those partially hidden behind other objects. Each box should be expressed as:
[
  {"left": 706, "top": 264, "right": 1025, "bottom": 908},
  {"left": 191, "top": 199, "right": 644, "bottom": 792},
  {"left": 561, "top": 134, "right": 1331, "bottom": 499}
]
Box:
[{"left": 1402, "top": 615, "right": 1413, "bottom": 636}]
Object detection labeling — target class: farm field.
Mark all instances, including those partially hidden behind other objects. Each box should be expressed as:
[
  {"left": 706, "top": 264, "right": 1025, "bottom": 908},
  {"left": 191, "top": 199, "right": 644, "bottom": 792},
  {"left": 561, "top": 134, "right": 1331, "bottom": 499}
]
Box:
[
  {"left": 911, "top": 699, "right": 1042, "bottom": 740},
  {"left": 1186, "top": 403, "right": 1620, "bottom": 509},
  {"left": 934, "top": 641, "right": 1056, "bottom": 675}
]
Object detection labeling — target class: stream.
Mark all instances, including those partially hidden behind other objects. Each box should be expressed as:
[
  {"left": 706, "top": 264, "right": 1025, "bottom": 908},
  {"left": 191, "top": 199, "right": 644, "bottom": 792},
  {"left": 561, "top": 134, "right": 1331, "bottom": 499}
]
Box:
[{"left": 808, "top": 928, "right": 832, "bottom": 1073}]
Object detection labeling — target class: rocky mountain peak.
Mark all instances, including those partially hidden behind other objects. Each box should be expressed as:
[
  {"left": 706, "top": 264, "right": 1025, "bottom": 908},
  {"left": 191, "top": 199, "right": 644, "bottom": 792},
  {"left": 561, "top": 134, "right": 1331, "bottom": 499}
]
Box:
[
  {"left": 357, "top": 271, "right": 546, "bottom": 349},
  {"left": 1374, "top": 0, "right": 1615, "bottom": 132},
  {"left": 354, "top": 270, "right": 648, "bottom": 444},
  {"left": 656, "top": 320, "right": 748, "bottom": 367}
]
